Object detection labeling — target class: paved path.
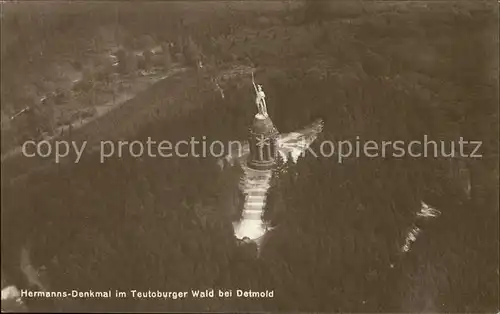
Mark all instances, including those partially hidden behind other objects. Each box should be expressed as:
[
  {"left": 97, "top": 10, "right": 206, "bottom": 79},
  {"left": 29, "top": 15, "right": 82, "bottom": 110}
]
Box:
[{"left": 233, "top": 164, "right": 273, "bottom": 241}]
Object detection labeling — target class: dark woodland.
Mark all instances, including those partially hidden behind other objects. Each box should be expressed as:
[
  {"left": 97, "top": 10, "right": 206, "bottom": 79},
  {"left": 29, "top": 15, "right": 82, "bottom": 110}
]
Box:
[{"left": 1, "top": 1, "right": 498, "bottom": 312}]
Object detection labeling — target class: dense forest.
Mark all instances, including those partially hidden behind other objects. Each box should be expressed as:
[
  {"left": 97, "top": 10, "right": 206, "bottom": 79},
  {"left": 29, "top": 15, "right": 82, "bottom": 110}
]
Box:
[{"left": 1, "top": 1, "right": 498, "bottom": 312}]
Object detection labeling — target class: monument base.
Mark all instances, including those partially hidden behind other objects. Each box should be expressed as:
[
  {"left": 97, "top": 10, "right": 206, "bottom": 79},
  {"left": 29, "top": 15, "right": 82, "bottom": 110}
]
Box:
[
  {"left": 255, "top": 113, "right": 267, "bottom": 120},
  {"left": 248, "top": 113, "right": 278, "bottom": 171},
  {"left": 247, "top": 159, "right": 276, "bottom": 171}
]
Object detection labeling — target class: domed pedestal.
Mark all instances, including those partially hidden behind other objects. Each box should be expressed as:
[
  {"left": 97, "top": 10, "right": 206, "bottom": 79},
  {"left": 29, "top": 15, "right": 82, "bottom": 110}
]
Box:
[{"left": 248, "top": 114, "right": 279, "bottom": 171}]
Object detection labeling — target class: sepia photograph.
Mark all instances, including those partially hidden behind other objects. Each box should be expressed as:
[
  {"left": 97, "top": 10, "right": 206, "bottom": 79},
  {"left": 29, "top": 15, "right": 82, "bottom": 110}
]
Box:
[{"left": 1, "top": 0, "right": 499, "bottom": 312}]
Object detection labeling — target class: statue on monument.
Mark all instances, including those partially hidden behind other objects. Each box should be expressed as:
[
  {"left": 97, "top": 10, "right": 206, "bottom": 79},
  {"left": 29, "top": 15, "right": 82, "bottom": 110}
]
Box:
[{"left": 252, "top": 72, "right": 268, "bottom": 117}]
